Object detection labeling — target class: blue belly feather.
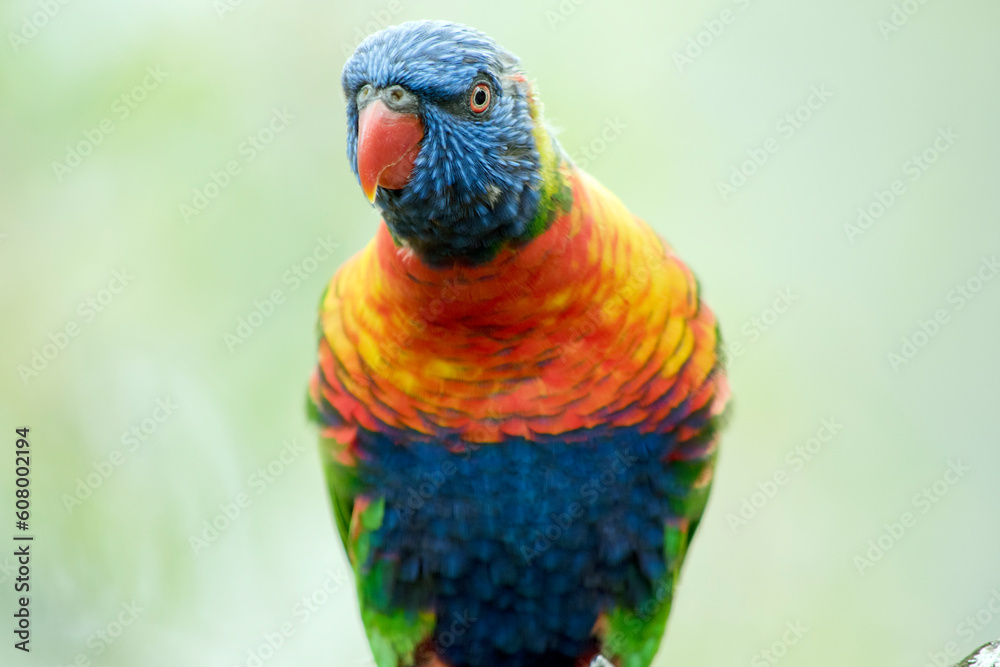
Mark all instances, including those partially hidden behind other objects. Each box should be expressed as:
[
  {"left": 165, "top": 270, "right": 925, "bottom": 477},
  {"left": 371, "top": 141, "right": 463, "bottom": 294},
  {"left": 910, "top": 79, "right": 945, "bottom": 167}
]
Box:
[{"left": 354, "top": 428, "right": 686, "bottom": 667}]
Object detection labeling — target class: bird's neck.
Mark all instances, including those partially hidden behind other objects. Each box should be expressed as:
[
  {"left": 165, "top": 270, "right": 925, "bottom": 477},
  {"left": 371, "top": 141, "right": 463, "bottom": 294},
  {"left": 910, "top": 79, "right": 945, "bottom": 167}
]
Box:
[
  {"left": 515, "top": 106, "right": 571, "bottom": 242},
  {"left": 369, "top": 160, "right": 609, "bottom": 329}
]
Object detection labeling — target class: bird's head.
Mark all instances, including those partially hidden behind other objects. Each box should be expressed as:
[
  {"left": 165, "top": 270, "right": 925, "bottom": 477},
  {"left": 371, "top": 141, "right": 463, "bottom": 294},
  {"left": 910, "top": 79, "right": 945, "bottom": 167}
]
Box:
[{"left": 341, "top": 20, "right": 564, "bottom": 266}]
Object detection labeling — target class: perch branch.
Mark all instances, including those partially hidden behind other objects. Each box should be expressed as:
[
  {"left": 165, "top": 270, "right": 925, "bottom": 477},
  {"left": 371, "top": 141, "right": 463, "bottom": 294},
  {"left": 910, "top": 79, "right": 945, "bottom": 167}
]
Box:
[
  {"left": 584, "top": 640, "right": 1000, "bottom": 667},
  {"left": 954, "top": 641, "right": 1000, "bottom": 667}
]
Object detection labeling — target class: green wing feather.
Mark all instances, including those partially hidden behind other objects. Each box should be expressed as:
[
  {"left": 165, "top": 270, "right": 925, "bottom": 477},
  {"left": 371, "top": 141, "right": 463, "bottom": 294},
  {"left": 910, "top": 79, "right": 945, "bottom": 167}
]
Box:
[
  {"left": 603, "top": 414, "right": 724, "bottom": 667},
  {"left": 310, "top": 327, "right": 436, "bottom": 666}
]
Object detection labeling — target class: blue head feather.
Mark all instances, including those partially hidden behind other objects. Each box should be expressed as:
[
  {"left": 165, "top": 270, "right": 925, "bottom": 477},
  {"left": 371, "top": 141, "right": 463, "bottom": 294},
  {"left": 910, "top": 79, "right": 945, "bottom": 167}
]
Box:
[{"left": 342, "top": 21, "right": 549, "bottom": 266}]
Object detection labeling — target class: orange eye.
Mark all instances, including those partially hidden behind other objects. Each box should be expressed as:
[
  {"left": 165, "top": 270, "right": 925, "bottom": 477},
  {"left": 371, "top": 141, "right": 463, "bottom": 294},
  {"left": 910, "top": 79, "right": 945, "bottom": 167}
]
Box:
[{"left": 470, "top": 83, "right": 491, "bottom": 113}]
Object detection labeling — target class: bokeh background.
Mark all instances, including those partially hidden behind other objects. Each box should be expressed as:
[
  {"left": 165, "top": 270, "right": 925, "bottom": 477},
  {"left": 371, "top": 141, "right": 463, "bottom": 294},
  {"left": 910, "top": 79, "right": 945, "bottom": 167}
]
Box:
[{"left": 2, "top": 0, "right": 999, "bottom": 665}]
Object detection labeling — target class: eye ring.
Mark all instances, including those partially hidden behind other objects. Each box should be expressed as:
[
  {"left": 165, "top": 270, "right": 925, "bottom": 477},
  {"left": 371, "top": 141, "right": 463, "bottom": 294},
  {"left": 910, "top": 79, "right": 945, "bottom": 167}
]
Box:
[{"left": 469, "top": 83, "right": 491, "bottom": 114}]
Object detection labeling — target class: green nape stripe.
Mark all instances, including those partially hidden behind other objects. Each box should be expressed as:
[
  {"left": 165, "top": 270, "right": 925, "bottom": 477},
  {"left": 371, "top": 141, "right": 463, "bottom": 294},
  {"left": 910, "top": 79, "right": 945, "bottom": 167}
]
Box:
[{"left": 517, "top": 93, "right": 573, "bottom": 244}]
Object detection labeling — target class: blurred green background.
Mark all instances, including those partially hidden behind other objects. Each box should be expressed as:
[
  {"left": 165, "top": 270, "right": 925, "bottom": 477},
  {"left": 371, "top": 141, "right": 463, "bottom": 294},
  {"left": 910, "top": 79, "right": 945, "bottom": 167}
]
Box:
[{"left": 2, "top": 0, "right": 999, "bottom": 665}]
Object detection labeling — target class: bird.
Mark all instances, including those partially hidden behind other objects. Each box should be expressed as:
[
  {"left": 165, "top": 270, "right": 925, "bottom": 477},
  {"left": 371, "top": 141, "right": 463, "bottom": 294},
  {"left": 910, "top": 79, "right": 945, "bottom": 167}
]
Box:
[{"left": 308, "top": 20, "right": 730, "bottom": 667}]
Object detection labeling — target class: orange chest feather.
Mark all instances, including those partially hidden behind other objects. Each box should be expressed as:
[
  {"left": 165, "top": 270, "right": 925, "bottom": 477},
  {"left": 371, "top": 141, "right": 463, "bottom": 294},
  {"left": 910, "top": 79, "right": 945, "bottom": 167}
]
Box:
[{"left": 317, "top": 169, "right": 723, "bottom": 442}]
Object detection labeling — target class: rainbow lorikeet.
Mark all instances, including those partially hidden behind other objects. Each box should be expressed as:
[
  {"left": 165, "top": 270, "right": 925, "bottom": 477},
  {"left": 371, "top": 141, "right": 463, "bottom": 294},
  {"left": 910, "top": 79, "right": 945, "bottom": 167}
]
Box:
[{"left": 308, "top": 20, "right": 730, "bottom": 667}]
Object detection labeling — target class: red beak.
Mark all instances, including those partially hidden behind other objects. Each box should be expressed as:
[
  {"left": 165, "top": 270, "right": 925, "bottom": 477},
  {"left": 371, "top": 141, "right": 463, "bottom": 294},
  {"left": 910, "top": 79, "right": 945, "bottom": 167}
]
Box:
[{"left": 356, "top": 100, "right": 423, "bottom": 203}]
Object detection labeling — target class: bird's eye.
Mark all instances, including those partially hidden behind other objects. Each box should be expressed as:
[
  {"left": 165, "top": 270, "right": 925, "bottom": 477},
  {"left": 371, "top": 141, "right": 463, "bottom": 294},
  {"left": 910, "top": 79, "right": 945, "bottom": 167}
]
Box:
[
  {"left": 469, "top": 83, "right": 491, "bottom": 114},
  {"left": 357, "top": 84, "right": 374, "bottom": 105}
]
